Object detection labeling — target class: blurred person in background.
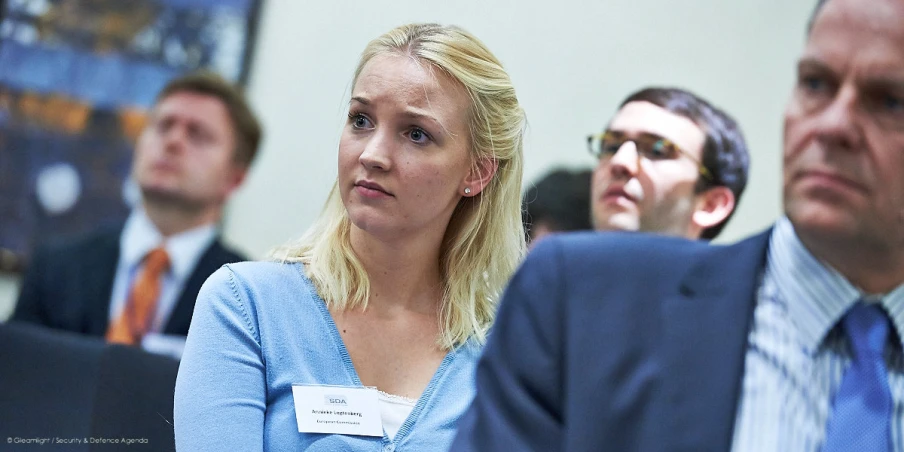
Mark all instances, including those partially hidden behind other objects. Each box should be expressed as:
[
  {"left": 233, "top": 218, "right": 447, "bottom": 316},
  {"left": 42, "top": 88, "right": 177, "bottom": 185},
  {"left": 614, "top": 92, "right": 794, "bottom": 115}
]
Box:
[
  {"left": 522, "top": 167, "right": 593, "bottom": 248},
  {"left": 589, "top": 87, "right": 750, "bottom": 240},
  {"left": 12, "top": 71, "right": 261, "bottom": 359}
]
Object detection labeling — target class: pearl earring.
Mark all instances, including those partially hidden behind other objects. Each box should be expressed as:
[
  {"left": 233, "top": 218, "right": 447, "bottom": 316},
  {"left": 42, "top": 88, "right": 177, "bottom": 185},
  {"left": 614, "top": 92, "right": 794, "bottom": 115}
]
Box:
[{"left": 464, "top": 187, "right": 472, "bottom": 195}]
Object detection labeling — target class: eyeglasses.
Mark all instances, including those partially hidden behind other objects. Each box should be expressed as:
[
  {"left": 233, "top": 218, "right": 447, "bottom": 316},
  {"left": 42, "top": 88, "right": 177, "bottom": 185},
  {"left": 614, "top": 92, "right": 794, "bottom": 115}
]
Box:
[{"left": 587, "top": 130, "right": 713, "bottom": 180}]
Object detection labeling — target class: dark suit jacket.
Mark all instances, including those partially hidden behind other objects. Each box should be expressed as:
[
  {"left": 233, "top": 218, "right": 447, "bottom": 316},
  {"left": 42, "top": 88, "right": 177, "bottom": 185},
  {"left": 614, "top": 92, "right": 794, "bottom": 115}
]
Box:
[
  {"left": 451, "top": 229, "right": 772, "bottom": 452},
  {"left": 11, "top": 224, "right": 245, "bottom": 337}
]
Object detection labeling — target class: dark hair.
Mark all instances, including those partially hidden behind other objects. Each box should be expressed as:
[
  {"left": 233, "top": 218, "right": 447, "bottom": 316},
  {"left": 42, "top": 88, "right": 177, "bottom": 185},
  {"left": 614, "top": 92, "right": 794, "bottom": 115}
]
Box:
[
  {"left": 808, "top": 0, "right": 830, "bottom": 34},
  {"left": 618, "top": 87, "right": 750, "bottom": 240},
  {"left": 522, "top": 168, "right": 594, "bottom": 242},
  {"left": 156, "top": 71, "right": 262, "bottom": 167}
]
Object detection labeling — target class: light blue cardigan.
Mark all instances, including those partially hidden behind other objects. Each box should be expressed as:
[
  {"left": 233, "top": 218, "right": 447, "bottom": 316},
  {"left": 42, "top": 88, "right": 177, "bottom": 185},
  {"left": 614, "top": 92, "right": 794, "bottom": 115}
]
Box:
[{"left": 174, "top": 261, "right": 482, "bottom": 451}]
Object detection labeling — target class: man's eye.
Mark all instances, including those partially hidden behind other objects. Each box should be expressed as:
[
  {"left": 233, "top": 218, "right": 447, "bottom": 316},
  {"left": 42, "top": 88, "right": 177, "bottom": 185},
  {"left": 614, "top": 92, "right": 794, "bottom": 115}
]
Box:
[
  {"left": 804, "top": 76, "right": 824, "bottom": 91},
  {"left": 648, "top": 140, "right": 672, "bottom": 159},
  {"left": 798, "top": 74, "right": 832, "bottom": 95},
  {"left": 883, "top": 94, "right": 904, "bottom": 113},
  {"left": 190, "top": 130, "right": 211, "bottom": 144},
  {"left": 156, "top": 119, "right": 173, "bottom": 132},
  {"left": 600, "top": 139, "right": 622, "bottom": 154}
]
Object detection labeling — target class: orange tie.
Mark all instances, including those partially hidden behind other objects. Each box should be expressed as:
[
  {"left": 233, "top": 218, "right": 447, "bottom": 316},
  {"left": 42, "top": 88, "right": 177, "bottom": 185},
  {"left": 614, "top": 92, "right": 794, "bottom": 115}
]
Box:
[{"left": 106, "top": 247, "right": 170, "bottom": 345}]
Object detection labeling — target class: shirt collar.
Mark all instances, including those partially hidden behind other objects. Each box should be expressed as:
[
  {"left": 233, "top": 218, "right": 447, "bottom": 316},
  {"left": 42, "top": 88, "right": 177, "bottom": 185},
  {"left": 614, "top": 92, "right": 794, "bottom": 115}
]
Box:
[
  {"left": 120, "top": 208, "right": 218, "bottom": 280},
  {"left": 768, "top": 216, "right": 904, "bottom": 353}
]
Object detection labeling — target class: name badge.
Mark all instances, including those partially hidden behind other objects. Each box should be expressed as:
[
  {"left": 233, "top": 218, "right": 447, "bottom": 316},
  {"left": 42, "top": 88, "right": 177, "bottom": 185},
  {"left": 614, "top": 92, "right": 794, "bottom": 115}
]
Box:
[{"left": 292, "top": 385, "right": 383, "bottom": 437}]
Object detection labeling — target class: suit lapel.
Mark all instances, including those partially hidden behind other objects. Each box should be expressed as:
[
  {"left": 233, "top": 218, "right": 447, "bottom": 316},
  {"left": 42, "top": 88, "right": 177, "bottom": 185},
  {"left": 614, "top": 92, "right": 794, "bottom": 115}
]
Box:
[
  {"left": 163, "top": 239, "right": 235, "bottom": 335},
  {"left": 84, "top": 230, "right": 121, "bottom": 336},
  {"left": 660, "top": 229, "right": 772, "bottom": 451}
]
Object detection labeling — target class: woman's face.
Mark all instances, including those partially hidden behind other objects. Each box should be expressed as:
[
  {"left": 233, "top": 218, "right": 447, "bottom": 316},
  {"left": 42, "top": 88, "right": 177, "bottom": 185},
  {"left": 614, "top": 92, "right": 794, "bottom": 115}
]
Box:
[{"left": 339, "top": 53, "right": 474, "bottom": 243}]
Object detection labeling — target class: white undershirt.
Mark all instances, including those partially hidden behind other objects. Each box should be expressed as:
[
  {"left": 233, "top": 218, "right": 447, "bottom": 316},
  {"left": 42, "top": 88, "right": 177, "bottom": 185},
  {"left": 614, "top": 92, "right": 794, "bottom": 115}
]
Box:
[{"left": 378, "top": 391, "right": 417, "bottom": 440}]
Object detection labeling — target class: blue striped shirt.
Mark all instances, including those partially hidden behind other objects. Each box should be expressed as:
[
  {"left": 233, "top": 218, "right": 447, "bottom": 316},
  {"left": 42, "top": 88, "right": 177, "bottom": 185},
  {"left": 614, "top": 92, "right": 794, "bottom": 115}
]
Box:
[{"left": 731, "top": 217, "right": 904, "bottom": 451}]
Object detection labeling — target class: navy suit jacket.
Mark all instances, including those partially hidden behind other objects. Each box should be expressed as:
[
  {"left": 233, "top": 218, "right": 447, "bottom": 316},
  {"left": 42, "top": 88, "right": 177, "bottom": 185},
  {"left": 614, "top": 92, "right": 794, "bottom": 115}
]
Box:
[
  {"left": 11, "top": 225, "right": 246, "bottom": 337},
  {"left": 451, "top": 229, "right": 772, "bottom": 452}
]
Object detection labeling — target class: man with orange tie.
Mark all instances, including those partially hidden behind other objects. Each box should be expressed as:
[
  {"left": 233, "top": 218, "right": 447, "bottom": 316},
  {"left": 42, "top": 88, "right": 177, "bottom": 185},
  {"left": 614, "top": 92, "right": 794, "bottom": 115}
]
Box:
[{"left": 12, "top": 71, "right": 262, "bottom": 359}]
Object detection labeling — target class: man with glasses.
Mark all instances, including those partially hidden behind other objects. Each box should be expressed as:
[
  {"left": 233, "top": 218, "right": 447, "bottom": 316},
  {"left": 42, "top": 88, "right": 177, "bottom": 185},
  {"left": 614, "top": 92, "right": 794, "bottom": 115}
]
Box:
[
  {"left": 588, "top": 87, "right": 750, "bottom": 240},
  {"left": 453, "top": 0, "right": 904, "bottom": 450}
]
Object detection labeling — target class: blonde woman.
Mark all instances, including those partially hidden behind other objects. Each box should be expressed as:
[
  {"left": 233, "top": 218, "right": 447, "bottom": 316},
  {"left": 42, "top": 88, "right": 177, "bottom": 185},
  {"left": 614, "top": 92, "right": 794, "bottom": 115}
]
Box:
[{"left": 174, "top": 23, "right": 525, "bottom": 451}]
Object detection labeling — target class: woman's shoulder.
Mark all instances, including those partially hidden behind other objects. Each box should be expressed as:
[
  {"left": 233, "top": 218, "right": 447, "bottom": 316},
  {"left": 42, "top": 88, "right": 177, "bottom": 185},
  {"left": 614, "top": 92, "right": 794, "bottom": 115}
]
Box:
[
  {"left": 204, "top": 260, "right": 317, "bottom": 305},
  {"left": 453, "top": 338, "right": 485, "bottom": 363},
  {"left": 220, "top": 260, "right": 306, "bottom": 282}
]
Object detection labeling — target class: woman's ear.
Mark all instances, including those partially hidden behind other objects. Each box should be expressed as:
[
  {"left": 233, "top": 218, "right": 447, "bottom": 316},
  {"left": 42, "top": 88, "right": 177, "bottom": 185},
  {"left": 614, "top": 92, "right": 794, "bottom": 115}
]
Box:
[
  {"left": 691, "top": 186, "right": 735, "bottom": 232},
  {"left": 461, "top": 158, "right": 498, "bottom": 196}
]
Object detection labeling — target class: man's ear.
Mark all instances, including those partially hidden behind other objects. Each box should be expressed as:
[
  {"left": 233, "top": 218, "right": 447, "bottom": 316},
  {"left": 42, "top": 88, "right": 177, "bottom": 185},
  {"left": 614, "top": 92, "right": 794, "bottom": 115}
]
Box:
[
  {"left": 692, "top": 186, "right": 735, "bottom": 231},
  {"left": 461, "top": 158, "right": 498, "bottom": 196},
  {"left": 223, "top": 165, "right": 248, "bottom": 198}
]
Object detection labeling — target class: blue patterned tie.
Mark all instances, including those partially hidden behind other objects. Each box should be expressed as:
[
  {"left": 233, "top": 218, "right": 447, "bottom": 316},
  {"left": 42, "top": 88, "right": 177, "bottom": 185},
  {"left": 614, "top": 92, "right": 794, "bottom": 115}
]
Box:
[{"left": 822, "top": 302, "right": 892, "bottom": 452}]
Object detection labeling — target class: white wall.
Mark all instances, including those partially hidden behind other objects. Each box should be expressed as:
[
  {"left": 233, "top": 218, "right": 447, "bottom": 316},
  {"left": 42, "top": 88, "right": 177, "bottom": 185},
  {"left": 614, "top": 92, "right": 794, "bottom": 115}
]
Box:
[
  {"left": 1, "top": 0, "right": 815, "bottom": 317},
  {"left": 224, "top": 0, "right": 812, "bottom": 258}
]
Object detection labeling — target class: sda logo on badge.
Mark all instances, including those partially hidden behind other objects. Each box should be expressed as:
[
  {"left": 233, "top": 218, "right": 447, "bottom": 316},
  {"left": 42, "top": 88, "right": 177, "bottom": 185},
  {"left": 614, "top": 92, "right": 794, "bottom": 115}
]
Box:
[
  {"left": 325, "top": 395, "right": 348, "bottom": 406},
  {"left": 293, "top": 385, "right": 383, "bottom": 436}
]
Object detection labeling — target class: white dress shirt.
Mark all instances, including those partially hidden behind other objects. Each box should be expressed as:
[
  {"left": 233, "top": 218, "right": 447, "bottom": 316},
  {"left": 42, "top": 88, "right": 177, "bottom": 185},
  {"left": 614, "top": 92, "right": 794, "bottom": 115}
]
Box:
[
  {"left": 731, "top": 217, "right": 904, "bottom": 451},
  {"left": 108, "top": 208, "right": 216, "bottom": 357}
]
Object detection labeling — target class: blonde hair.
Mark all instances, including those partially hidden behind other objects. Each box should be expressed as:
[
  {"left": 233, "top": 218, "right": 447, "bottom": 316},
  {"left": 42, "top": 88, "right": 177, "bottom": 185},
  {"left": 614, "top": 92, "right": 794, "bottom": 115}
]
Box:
[{"left": 272, "top": 23, "right": 526, "bottom": 349}]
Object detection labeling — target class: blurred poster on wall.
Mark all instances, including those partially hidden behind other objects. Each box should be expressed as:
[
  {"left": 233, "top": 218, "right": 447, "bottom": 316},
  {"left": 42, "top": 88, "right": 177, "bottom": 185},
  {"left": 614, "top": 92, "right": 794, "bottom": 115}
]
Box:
[{"left": 0, "top": 0, "right": 262, "bottom": 272}]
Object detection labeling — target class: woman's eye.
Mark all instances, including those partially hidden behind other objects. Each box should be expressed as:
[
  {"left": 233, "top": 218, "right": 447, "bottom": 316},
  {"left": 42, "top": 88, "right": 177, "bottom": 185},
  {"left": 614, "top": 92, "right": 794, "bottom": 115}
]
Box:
[
  {"left": 409, "top": 127, "right": 431, "bottom": 144},
  {"left": 349, "top": 114, "right": 372, "bottom": 129}
]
